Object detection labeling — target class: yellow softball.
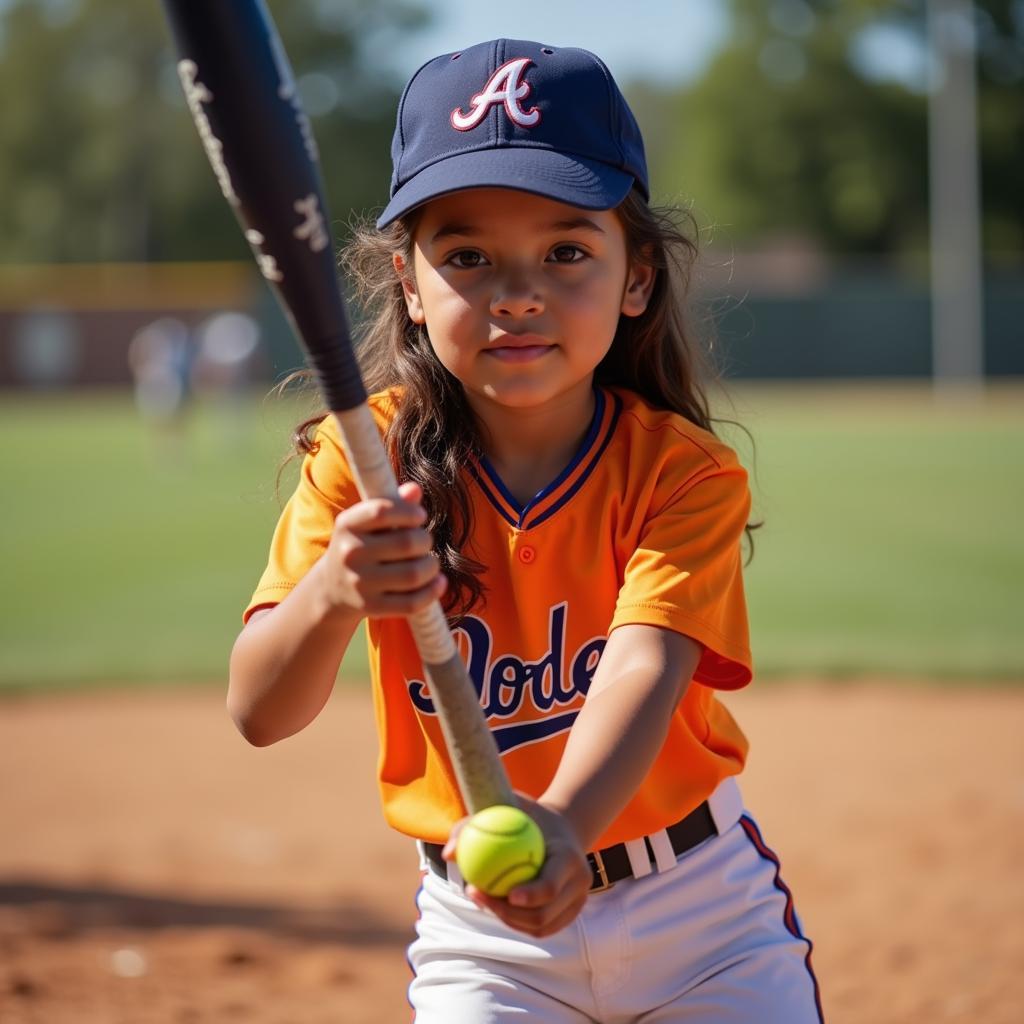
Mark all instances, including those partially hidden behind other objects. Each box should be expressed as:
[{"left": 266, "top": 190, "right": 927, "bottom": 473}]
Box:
[{"left": 455, "top": 805, "right": 546, "bottom": 897}]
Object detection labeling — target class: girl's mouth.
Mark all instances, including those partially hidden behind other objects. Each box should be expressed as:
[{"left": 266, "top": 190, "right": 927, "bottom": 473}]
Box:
[
  {"left": 485, "top": 334, "right": 554, "bottom": 363},
  {"left": 486, "top": 345, "right": 553, "bottom": 363}
]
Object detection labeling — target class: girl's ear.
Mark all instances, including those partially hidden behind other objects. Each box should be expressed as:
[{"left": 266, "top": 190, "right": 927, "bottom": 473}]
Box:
[
  {"left": 393, "top": 252, "right": 426, "bottom": 325},
  {"left": 620, "top": 255, "right": 656, "bottom": 319}
]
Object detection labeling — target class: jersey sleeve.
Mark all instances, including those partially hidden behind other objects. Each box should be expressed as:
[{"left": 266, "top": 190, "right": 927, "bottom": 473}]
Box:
[
  {"left": 242, "top": 415, "right": 362, "bottom": 623},
  {"left": 610, "top": 453, "right": 753, "bottom": 689}
]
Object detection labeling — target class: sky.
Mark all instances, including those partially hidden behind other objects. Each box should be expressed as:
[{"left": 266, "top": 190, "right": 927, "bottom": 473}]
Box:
[
  {"left": 385, "top": 0, "right": 731, "bottom": 86},
  {"left": 0, "top": 0, "right": 943, "bottom": 95},
  {"left": 380, "top": 0, "right": 940, "bottom": 93}
]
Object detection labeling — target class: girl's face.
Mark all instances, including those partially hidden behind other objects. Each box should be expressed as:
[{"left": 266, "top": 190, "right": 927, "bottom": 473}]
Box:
[{"left": 396, "top": 188, "right": 654, "bottom": 417}]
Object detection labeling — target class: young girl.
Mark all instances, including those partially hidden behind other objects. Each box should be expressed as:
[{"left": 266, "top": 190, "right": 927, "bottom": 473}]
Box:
[{"left": 229, "top": 38, "right": 823, "bottom": 1023}]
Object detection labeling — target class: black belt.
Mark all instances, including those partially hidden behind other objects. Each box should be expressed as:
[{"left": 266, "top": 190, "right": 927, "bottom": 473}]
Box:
[{"left": 423, "top": 801, "right": 717, "bottom": 894}]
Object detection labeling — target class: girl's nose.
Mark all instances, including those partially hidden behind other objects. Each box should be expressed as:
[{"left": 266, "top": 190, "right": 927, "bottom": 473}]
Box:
[{"left": 490, "top": 273, "right": 544, "bottom": 318}]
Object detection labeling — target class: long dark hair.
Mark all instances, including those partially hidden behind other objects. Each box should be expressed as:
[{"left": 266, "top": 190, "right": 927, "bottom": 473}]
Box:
[{"left": 286, "top": 188, "right": 755, "bottom": 619}]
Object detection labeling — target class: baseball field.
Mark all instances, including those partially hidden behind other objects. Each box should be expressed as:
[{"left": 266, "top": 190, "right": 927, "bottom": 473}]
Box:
[{"left": 1, "top": 382, "right": 1022, "bottom": 1022}]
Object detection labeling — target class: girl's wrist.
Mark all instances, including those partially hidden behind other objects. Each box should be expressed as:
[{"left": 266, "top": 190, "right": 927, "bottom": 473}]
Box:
[
  {"left": 536, "top": 793, "right": 599, "bottom": 853},
  {"left": 310, "top": 558, "right": 364, "bottom": 630}
]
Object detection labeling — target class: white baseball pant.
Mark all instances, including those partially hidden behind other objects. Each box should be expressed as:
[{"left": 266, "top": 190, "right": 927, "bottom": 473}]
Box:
[{"left": 407, "top": 779, "right": 823, "bottom": 1022}]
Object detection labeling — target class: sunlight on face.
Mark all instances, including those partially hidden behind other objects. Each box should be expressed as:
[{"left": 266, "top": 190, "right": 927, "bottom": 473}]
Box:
[{"left": 396, "top": 188, "right": 651, "bottom": 419}]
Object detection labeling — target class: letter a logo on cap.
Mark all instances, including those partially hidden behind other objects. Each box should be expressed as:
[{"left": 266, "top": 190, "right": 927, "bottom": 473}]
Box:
[{"left": 451, "top": 58, "right": 541, "bottom": 131}]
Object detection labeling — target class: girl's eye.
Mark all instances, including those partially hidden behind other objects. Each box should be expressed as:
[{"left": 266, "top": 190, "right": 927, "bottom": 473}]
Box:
[
  {"left": 549, "top": 245, "right": 586, "bottom": 264},
  {"left": 449, "top": 250, "right": 486, "bottom": 268}
]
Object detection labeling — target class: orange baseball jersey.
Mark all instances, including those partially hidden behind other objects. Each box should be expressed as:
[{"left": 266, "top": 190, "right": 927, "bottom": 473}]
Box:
[{"left": 245, "top": 385, "right": 753, "bottom": 849}]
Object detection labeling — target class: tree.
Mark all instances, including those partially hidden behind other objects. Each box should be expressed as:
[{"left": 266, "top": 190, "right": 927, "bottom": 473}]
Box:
[
  {"left": 0, "top": 0, "right": 431, "bottom": 262},
  {"left": 637, "top": 0, "right": 1023, "bottom": 261}
]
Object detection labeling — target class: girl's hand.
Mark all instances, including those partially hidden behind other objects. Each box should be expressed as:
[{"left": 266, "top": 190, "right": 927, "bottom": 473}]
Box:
[
  {"left": 320, "top": 481, "right": 446, "bottom": 619},
  {"left": 443, "top": 796, "right": 593, "bottom": 938}
]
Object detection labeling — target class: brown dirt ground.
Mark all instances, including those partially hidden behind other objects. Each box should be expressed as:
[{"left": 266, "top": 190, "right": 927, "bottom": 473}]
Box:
[{"left": 1, "top": 682, "right": 1021, "bottom": 1024}]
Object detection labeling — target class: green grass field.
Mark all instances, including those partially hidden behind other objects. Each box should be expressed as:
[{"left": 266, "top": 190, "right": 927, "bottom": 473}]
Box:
[
  {"left": 1, "top": 383, "right": 1021, "bottom": 690},
  {"left": 722, "top": 382, "right": 1023, "bottom": 679}
]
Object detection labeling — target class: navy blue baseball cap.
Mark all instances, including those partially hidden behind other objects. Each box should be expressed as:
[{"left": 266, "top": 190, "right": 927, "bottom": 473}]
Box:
[{"left": 376, "top": 38, "right": 649, "bottom": 228}]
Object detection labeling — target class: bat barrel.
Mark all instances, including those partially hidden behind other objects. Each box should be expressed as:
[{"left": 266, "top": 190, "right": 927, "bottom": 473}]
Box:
[{"left": 163, "top": 0, "right": 366, "bottom": 411}]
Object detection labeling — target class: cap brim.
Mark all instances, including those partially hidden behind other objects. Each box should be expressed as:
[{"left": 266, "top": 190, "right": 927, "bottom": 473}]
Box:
[{"left": 376, "top": 148, "right": 636, "bottom": 229}]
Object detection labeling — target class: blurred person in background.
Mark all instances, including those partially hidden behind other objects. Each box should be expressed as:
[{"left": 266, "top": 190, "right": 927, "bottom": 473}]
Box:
[
  {"left": 127, "top": 316, "right": 193, "bottom": 459},
  {"left": 192, "top": 311, "right": 261, "bottom": 446}
]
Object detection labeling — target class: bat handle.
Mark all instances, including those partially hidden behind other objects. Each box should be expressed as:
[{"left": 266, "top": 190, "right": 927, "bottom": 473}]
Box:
[{"left": 332, "top": 406, "right": 516, "bottom": 813}]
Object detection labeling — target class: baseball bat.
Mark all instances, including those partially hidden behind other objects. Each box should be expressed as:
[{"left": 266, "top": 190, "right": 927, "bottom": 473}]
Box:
[{"left": 162, "top": 0, "right": 514, "bottom": 814}]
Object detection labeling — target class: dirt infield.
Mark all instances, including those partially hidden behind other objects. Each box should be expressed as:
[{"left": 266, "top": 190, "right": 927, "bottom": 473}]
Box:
[{"left": 1, "top": 683, "right": 1021, "bottom": 1023}]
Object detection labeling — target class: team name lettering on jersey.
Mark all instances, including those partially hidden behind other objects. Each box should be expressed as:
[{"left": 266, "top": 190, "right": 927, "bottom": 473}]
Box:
[
  {"left": 407, "top": 603, "right": 605, "bottom": 751},
  {"left": 450, "top": 58, "right": 541, "bottom": 131}
]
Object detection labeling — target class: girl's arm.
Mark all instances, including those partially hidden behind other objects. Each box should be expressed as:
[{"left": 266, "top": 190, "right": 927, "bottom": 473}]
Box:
[
  {"left": 226, "top": 562, "right": 363, "bottom": 746},
  {"left": 227, "top": 481, "right": 444, "bottom": 746},
  {"left": 452, "top": 623, "right": 700, "bottom": 937},
  {"left": 540, "top": 623, "right": 701, "bottom": 849}
]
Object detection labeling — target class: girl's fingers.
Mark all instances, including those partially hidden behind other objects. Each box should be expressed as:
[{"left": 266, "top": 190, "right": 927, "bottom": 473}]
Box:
[
  {"left": 367, "top": 575, "right": 447, "bottom": 616},
  {"left": 321, "top": 484, "right": 440, "bottom": 617},
  {"left": 511, "top": 852, "right": 590, "bottom": 913},
  {"left": 397, "top": 480, "right": 424, "bottom": 503},
  {"left": 467, "top": 845, "right": 591, "bottom": 935},
  {"left": 535, "top": 894, "right": 590, "bottom": 938},
  {"left": 357, "top": 527, "right": 435, "bottom": 562},
  {"left": 442, "top": 796, "right": 593, "bottom": 937},
  {"left": 489, "top": 890, "right": 589, "bottom": 939},
  {"left": 335, "top": 495, "right": 427, "bottom": 535},
  {"left": 363, "top": 553, "right": 440, "bottom": 591},
  {"left": 470, "top": 884, "right": 585, "bottom": 938}
]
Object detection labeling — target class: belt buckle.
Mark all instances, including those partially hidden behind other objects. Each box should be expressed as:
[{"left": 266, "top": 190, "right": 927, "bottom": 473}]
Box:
[{"left": 588, "top": 850, "right": 613, "bottom": 893}]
